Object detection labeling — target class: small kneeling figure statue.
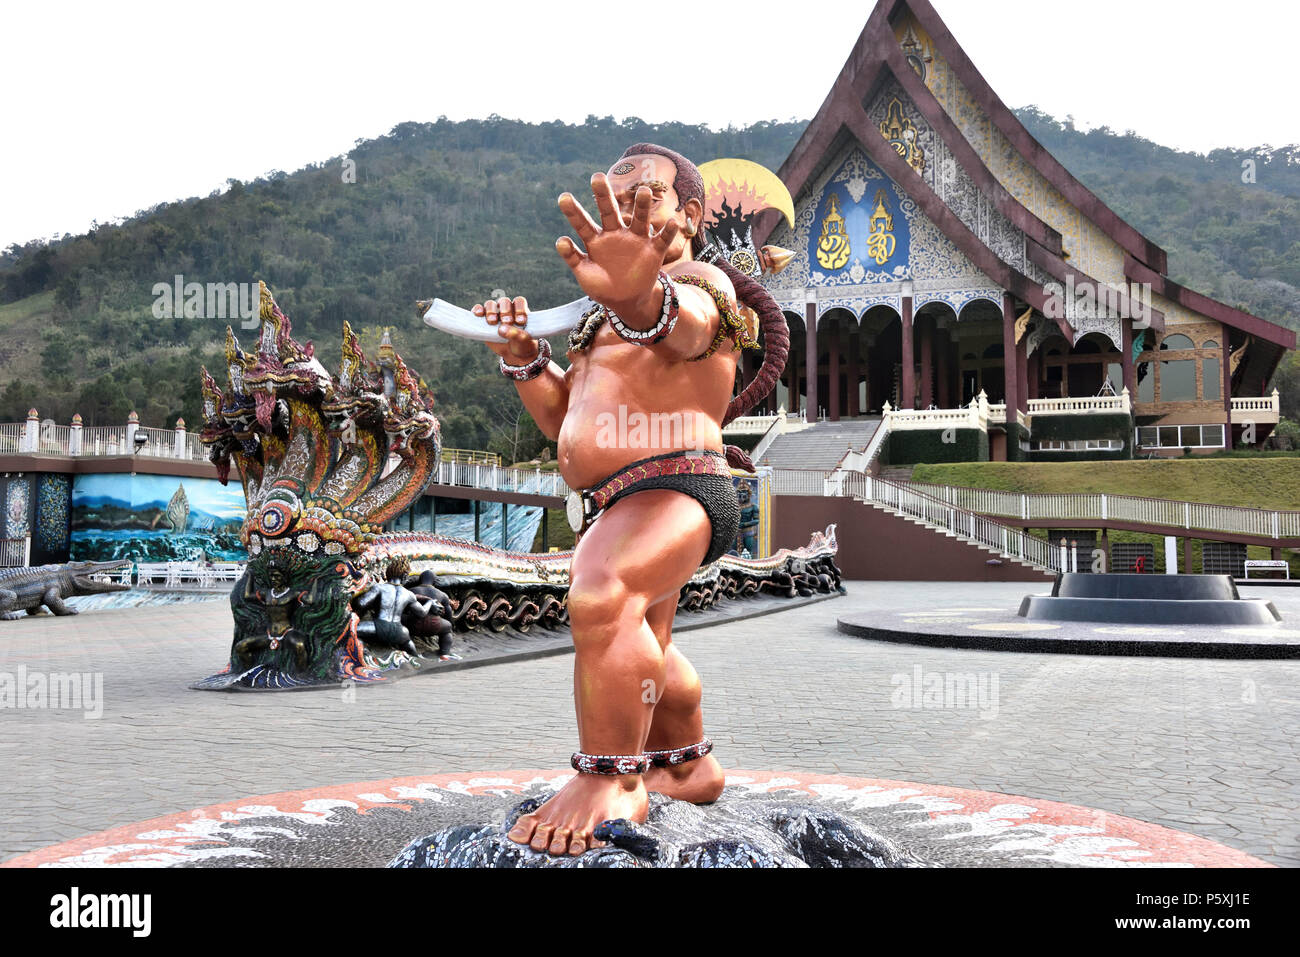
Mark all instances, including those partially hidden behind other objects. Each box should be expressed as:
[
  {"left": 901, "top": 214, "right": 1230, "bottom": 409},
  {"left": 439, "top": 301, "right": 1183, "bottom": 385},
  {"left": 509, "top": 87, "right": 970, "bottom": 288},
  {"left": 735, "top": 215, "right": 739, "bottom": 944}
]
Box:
[{"left": 352, "top": 557, "right": 434, "bottom": 656}]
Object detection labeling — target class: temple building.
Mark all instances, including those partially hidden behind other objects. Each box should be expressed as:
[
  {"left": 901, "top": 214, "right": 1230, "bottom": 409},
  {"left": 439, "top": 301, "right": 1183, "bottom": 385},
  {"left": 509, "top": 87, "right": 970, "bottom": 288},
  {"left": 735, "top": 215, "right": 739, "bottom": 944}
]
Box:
[{"left": 744, "top": 0, "right": 1294, "bottom": 462}]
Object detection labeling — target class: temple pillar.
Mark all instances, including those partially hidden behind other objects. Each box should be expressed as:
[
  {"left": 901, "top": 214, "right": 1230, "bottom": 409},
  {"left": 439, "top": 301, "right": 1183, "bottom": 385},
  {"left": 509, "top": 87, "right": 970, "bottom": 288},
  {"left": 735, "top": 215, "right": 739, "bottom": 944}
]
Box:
[
  {"left": 1222, "top": 337, "right": 1233, "bottom": 447},
  {"left": 1016, "top": 336, "right": 1029, "bottom": 414},
  {"left": 805, "top": 302, "right": 818, "bottom": 420},
  {"left": 936, "top": 329, "right": 950, "bottom": 408},
  {"left": 1122, "top": 320, "right": 1137, "bottom": 398},
  {"left": 829, "top": 321, "right": 841, "bottom": 421},
  {"left": 1001, "top": 294, "right": 1020, "bottom": 419},
  {"left": 846, "top": 331, "right": 861, "bottom": 417},
  {"left": 901, "top": 297, "right": 915, "bottom": 410},
  {"left": 1027, "top": 348, "right": 1040, "bottom": 401},
  {"left": 949, "top": 340, "right": 960, "bottom": 406},
  {"left": 919, "top": 315, "right": 933, "bottom": 409},
  {"left": 787, "top": 345, "right": 800, "bottom": 415}
]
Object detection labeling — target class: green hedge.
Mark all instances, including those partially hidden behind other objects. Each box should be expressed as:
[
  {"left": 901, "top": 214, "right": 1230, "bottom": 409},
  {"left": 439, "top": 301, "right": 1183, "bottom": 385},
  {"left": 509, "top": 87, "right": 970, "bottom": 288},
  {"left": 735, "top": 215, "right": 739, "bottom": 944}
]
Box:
[
  {"left": 1028, "top": 412, "right": 1133, "bottom": 460},
  {"left": 885, "top": 428, "right": 988, "bottom": 466},
  {"left": 1005, "top": 423, "right": 1031, "bottom": 463}
]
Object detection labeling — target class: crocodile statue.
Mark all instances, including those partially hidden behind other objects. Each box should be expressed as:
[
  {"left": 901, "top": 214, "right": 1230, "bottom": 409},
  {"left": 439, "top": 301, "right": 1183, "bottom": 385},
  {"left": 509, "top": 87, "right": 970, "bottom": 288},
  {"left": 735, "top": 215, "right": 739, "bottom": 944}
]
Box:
[{"left": 0, "top": 560, "right": 133, "bottom": 619}]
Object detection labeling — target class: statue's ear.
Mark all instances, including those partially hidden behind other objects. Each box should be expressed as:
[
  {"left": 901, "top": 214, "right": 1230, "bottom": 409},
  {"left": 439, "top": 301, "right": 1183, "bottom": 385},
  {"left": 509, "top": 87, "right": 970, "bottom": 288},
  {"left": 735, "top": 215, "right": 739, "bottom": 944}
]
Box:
[{"left": 683, "top": 196, "right": 704, "bottom": 231}]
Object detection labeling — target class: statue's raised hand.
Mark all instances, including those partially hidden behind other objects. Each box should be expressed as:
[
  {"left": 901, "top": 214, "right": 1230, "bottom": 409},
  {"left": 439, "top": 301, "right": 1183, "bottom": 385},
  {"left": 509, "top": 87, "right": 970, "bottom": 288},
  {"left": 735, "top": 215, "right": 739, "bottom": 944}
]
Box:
[{"left": 555, "top": 173, "right": 681, "bottom": 314}]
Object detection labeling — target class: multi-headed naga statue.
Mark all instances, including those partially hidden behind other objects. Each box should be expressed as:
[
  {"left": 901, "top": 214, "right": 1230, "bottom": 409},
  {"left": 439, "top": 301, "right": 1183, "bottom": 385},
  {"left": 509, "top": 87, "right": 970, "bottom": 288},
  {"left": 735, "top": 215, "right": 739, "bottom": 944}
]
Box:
[{"left": 198, "top": 283, "right": 442, "bottom": 689}]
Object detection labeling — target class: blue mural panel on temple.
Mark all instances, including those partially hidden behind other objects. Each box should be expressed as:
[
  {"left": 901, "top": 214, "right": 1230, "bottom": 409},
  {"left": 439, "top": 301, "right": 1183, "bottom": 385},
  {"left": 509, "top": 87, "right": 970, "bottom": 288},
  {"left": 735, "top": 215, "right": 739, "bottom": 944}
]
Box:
[{"left": 805, "top": 154, "right": 912, "bottom": 284}]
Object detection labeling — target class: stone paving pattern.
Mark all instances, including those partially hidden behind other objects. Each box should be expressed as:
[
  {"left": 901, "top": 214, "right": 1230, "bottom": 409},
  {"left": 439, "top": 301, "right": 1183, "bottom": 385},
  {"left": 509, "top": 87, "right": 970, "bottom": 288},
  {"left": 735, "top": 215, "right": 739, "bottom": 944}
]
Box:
[{"left": 1, "top": 581, "right": 1296, "bottom": 866}]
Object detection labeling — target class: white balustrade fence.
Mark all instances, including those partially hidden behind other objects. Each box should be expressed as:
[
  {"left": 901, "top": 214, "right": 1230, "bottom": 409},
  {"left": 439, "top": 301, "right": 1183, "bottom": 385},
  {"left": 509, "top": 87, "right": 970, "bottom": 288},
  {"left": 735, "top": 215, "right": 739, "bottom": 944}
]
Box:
[
  {"left": 0, "top": 538, "right": 31, "bottom": 567},
  {"left": 770, "top": 467, "right": 1060, "bottom": 571},
  {"left": 0, "top": 421, "right": 210, "bottom": 461},
  {"left": 0, "top": 423, "right": 26, "bottom": 453},
  {"left": 434, "top": 461, "right": 570, "bottom": 498},
  {"left": 902, "top": 482, "right": 1300, "bottom": 539}
]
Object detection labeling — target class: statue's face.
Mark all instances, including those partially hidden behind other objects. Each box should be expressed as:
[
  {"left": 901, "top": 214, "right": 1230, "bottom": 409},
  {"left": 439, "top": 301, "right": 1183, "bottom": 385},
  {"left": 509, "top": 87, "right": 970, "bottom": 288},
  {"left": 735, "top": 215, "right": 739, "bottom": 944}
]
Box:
[
  {"left": 268, "top": 568, "right": 287, "bottom": 587},
  {"left": 607, "top": 154, "right": 699, "bottom": 261}
]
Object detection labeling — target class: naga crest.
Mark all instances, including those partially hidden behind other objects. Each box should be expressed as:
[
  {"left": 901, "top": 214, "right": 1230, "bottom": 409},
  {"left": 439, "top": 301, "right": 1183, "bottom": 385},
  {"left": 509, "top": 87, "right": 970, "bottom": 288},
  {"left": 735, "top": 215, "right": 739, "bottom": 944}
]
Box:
[{"left": 199, "top": 282, "right": 441, "bottom": 560}]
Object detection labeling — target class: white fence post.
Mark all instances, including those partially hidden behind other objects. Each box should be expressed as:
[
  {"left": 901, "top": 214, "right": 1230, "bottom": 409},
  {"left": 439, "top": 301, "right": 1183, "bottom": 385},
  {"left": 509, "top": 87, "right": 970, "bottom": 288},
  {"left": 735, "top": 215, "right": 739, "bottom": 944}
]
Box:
[
  {"left": 23, "top": 409, "right": 38, "bottom": 452},
  {"left": 174, "top": 418, "right": 186, "bottom": 458},
  {"left": 125, "top": 411, "right": 139, "bottom": 453}
]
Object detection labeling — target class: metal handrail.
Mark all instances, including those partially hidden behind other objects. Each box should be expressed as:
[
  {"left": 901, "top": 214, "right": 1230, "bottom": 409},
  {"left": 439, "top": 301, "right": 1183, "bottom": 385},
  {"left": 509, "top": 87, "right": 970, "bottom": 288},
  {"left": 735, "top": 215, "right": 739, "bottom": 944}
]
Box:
[
  {"left": 900, "top": 481, "right": 1300, "bottom": 539},
  {"left": 841, "top": 472, "right": 1060, "bottom": 571},
  {"left": 771, "top": 467, "right": 1058, "bottom": 571}
]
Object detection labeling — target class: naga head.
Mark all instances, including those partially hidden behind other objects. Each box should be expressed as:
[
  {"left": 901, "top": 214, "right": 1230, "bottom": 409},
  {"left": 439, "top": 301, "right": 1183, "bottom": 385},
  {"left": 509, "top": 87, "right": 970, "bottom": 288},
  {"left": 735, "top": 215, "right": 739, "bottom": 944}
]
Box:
[{"left": 64, "top": 560, "right": 133, "bottom": 595}]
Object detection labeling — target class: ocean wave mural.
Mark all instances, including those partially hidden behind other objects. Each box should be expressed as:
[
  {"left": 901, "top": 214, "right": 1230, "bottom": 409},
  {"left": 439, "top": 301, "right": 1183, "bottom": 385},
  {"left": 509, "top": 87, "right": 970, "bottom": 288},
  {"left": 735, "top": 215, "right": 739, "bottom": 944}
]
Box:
[{"left": 71, "top": 474, "right": 248, "bottom": 563}]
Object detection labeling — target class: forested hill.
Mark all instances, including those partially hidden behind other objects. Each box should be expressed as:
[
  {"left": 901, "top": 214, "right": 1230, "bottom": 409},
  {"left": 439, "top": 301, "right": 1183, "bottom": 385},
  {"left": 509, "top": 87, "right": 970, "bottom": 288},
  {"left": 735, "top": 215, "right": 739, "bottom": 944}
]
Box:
[
  {"left": 0, "top": 111, "right": 1297, "bottom": 457},
  {"left": 0, "top": 116, "right": 802, "bottom": 457}
]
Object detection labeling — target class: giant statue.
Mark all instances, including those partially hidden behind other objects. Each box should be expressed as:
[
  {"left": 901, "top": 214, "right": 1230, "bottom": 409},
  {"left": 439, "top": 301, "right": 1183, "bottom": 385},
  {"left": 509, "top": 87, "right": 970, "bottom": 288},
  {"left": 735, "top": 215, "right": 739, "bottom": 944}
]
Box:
[{"left": 456, "top": 145, "right": 792, "bottom": 856}]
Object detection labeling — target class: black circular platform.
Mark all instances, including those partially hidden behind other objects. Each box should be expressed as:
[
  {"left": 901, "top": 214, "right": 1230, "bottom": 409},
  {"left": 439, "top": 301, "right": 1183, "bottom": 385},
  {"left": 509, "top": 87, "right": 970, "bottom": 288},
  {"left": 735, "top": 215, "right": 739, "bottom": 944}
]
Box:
[
  {"left": 1019, "top": 574, "right": 1280, "bottom": 626},
  {"left": 839, "top": 577, "right": 1298, "bottom": 659}
]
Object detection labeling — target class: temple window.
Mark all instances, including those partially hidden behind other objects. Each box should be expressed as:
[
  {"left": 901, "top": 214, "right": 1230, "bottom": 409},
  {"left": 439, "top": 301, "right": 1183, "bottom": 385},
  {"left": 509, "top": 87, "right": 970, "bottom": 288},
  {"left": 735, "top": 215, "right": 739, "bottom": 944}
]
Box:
[
  {"left": 1159, "top": 358, "right": 1198, "bottom": 401},
  {"left": 1203, "top": 357, "right": 1221, "bottom": 401}
]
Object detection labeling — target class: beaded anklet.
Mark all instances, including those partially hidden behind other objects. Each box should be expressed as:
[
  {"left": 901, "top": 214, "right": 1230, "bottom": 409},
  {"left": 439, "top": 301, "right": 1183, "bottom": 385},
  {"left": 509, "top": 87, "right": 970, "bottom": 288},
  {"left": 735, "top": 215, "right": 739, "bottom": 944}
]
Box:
[
  {"left": 571, "top": 751, "right": 650, "bottom": 775},
  {"left": 644, "top": 737, "right": 713, "bottom": 768}
]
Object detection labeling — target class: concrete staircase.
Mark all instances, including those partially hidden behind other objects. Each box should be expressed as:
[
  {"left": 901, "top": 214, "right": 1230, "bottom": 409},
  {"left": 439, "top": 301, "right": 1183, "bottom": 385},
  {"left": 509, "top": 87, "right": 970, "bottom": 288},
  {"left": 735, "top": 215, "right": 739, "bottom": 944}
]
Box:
[
  {"left": 759, "top": 417, "right": 882, "bottom": 470},
  {"left": 858, "top": 498, "right": 1052, "bottom": 576}
]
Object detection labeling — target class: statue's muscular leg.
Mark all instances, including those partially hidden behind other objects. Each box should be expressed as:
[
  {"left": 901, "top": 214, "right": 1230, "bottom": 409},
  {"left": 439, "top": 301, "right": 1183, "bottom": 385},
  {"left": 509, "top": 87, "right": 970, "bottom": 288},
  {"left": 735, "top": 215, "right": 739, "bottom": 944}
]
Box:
[
  {"left": 507, "top": 489, "right": 712, "bottom": 856},
  {"left": 642, "top": 598, "right": 726, "bottom": 804}
]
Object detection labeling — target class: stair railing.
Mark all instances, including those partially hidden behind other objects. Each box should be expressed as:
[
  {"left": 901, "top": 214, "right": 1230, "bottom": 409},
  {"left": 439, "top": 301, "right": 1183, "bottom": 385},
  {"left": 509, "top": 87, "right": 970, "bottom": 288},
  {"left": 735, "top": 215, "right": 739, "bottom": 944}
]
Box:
[{"left": 830, "top": 470, "right": 1060, "bottom": 572}]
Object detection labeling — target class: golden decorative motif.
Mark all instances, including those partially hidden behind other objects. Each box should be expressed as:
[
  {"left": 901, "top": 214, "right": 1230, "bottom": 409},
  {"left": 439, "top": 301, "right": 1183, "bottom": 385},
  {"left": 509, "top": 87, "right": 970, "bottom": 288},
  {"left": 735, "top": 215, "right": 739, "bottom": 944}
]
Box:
[
  {"left": 866, "top": 189, "right": 896, "bottom": 267},
  {"left": 1014, "top": 308, "right": 1033, "bottom": 345},
  {"left": 879, "top": 98, "right": 926, "bottom": 174},
  {"left": 816, "top": 192, "right": 852, "bottom": 270},
  {"left": 1230, "top": 335, "right": 1253, "bottom": 373}
]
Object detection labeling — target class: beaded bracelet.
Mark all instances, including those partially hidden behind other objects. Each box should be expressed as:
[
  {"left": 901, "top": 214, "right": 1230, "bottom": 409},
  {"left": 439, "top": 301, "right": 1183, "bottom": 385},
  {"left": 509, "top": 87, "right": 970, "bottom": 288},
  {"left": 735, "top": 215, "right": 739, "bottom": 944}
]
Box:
[
  {"left": 498, "top": 337, "right": 552, "bottom": 381},
  {"left": 571, "top": 751, "right": 650, "bottom": 775},
  {"left": 607, "top": 271, "right": 678, "bottom": 346}
]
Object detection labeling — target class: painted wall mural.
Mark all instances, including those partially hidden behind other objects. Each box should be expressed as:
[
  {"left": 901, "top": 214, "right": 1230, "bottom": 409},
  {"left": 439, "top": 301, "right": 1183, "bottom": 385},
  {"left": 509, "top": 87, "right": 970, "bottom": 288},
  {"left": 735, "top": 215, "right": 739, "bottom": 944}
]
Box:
[
  {"left": 727, "top": 469, "right": 772, "bottom": 559},
  {"left": 4, "top": 478, "right": 30, "bottom": 539},
  {"left": 410, "top": 500, "right": 544, "bottom": 554},
  {"left": 70, "top": 474, "right": 248, "bottom": 563},
  {"left": 35, "top": 474, "right": 70, "bottom": 554},
  {"left": 765, "top": 144, "right": 1004, "bottom": 322}
]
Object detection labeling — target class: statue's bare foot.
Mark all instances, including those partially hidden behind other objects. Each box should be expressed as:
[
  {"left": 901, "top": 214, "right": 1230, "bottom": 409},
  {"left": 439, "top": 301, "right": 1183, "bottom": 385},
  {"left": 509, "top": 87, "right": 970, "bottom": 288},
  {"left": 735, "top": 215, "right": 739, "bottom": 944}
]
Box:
[
  {"left": 507, "top": 774, "right": 648, "bottom": 856},
  {"left": 644, "top": 754, "right": 725, "bottom": 804}
]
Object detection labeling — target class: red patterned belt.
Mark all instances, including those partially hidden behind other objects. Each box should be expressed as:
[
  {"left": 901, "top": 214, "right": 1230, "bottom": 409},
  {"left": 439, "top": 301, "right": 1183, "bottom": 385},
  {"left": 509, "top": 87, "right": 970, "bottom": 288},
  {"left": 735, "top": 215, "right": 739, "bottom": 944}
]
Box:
[{"left": 566, "top": 450, "right": 730, "bottom": 533}]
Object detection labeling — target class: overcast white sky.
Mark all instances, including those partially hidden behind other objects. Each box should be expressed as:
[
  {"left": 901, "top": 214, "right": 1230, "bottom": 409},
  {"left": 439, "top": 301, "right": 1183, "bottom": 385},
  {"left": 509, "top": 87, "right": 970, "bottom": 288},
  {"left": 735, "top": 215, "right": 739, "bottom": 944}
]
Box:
[{"left": 2, "top": 0, "right": 1297, "bottom": 250}]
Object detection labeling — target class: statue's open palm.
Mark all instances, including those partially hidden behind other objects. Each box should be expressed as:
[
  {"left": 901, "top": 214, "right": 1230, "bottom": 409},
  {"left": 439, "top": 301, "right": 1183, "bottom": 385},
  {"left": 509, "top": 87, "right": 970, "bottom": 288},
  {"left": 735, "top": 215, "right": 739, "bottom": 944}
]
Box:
[{"left": 556, "top": 173, "right": 681, "bottom": 309}]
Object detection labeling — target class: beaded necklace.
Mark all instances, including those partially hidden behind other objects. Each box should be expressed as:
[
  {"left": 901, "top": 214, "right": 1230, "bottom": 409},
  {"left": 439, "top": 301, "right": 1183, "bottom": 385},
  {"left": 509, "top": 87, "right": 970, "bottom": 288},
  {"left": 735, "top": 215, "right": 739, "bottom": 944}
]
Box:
[{"left": 565, "top": 276, "right": 759, "bottom": 359}]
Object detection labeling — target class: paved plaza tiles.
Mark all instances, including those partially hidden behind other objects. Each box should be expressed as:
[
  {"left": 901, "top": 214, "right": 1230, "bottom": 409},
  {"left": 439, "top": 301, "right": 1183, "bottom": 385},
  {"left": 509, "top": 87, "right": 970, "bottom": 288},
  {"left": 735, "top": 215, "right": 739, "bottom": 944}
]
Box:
[{"left": 0, "top": 582, "right": 1296, "bottom": 866}]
